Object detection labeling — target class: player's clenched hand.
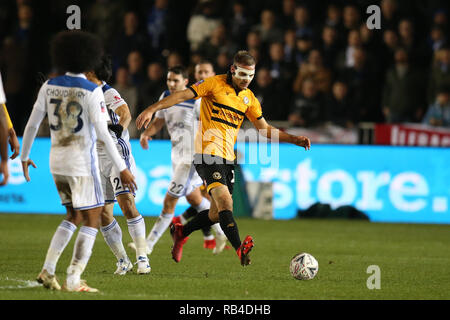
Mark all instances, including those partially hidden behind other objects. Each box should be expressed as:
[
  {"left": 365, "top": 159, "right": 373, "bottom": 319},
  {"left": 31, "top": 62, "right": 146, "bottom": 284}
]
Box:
[
  {"left": 136, "top": 108, "right": 154, "bottom": 130},
  {"left": 140, "top": 133, "right": 152, "bottom": 150},
  {"left": 293, "top": 136, "right": 311, "bottom": 151},
  {"left": 120, "top": 169, "right": 137, "bottom": 194},
  {"left": 21, "top": 159, "right": 37, "bottom": 182}
]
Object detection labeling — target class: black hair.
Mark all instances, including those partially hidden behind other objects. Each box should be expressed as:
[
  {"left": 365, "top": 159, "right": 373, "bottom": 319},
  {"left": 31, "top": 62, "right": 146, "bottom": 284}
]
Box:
[
  {"left": 168, "top": 65, "right": 189, "bottom": 79},
  {"left": 196, "top": 60, "right": 215, "bottom": 68},
  {"left": 94, "top": 55, "right": 113, "bottom": 82},
  {"left": 50, "top": 30, "right": 103, "bottom": 74}
]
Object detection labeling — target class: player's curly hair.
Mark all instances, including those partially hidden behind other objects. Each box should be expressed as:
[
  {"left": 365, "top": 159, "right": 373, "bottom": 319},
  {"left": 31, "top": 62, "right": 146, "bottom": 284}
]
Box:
[
  {"left": 50, "top": 30, "right": 103, "bottom": 74},
  {"left": 94, "top": 55, "right": 113, "bottom": 82}
]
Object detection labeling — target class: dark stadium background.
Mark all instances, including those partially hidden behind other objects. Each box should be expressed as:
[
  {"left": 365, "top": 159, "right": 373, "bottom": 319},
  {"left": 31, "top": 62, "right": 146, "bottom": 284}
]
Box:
[{"left": 1, "top": 0, "right": 449, "bottom": 137}]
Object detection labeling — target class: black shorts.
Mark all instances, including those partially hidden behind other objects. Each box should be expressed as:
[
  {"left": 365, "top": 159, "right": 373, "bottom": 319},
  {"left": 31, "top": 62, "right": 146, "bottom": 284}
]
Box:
[{"left": 193, "top": 154, "right": 235, "bottom": 194}]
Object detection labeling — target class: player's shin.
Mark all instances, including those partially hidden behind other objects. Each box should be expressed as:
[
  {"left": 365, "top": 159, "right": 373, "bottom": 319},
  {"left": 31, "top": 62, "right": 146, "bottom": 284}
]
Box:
[
  {"left": 146, "top": 212, "right": 174, "bottom": 249},
  {"left": 218, "top": 210, "right": 241, "bottom": 250},
  {"left": 182, "top": 210, "right": 215, "bottom": 237},
  {"left": 101, "top": 219, "right": 129, "bottom": 263},
  {"left": 127, "top": 215, "right": 148, "bottom": 258},
  {"left": 66, "top": 226, "right": 98, "bottom": 290},
  {"left": 42, "top": 220, "right": 77, "bottom": 275}
]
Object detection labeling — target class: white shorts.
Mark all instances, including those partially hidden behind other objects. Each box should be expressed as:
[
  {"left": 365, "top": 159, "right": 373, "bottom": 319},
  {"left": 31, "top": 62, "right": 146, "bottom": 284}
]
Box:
[
  {"left": 52, "top": 174, "right": 104, "bottom": 210},
  {"left": 99, "top": 154, "right": 137, "bottom": 202},
  {"left": 168, "top": 162, "right": 203, "bottom": 198}
]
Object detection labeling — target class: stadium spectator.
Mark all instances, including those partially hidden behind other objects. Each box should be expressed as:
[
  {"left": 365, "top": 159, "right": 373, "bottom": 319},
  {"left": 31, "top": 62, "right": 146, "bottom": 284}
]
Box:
[
  {"left": 197, "top": 23, "right": 236, "bottom": 63},
  {"left": 325, "top": 3, "right": 342, "bottom": 28},
  {"left": 335, "top": 29, "right": 362, "bottom": 71},
  {"left": 113, "top": 66, "right": 138, "bottom": 136},
  {"left": 422, "top": 85, "right": 450, "bottom": 127},
  {"left": 380, "top": 29, "right": 400, "bottom": 70},
  {"left": 342, "top": 5, "right": 361, "bottom": 37},
  {"left": 226, "top": 0, "right": 252, "bottom": 48},
  {"left": 186, "top": 0, "right": 222, "bottom": 52},
  {"left": 428, "top": 24, "right": 447, "bottom": 53},
  {"left": 252, "top": 67, "right": 288, "bottom": 121},
  {"left": 215, "top": 51, "right": 231, "bottom": 75},
  {"left": 112, "top": 11, "right": 151, "bottom": 72},
  {"left": 283, "top": 29, "right": 297, "bottom": 65},
  {"left": 166, "top": 51, "right": 184, "bottom": 68},
  {"left": 326, "top": 80, "right": 357, "bottom": 128},
  {"left": 360, "top": 23, "right": 380, "bottom": 54},
  {"left": 279, "top": 0, "right": 296, "bottom": 30},
  {"left": 146, "top": 0, "right": 169, "bottom": 56},
  {"left": 382, "top": 48, "right": 427, "bottom": 123},
  {"left": 428, "top": 46, "right": 450, "bottom": 104},
  {"left": 293, "top": 49, "right": 332, "bottom": 95},
  {"left": 251, "top": 9, "right": 284, "bottom": 46},
  {"left": 86, "top": 0, "right": 125, "bottom": 51},
  {"left": 265, "top": 41, "right": 296, "bottom": 87},
  {"left": 126, "top": 50, "right": 146, "bottom": 87},
  {"left": 295, "top": 33, "right": 313, "bottom": 67},
  {"left": 138, "top": 62, "right": 166, "bottom": 113},
  {"left": 289, "top": 77, "right": 326, "bottom": 127},
  {"left": 432, "top": 8, "right": 448, "bottom": 29},
  {"left": 380, "top": 0, "right": 401, "bottom": 30},
  {"left": 339, "top": 47, "right": 381, "bottom": 122},
  {"left": 293, "top": 5, "right": 314, "bottom": 40},
  {"left": 318, "top": 25, "right": 341, "bottom": 69},
  {"left": 398, "top": 18, "right": 430, "bottom": 67},
  {"left": 1, "top": 2, "right": 45, "bottom": 135}
]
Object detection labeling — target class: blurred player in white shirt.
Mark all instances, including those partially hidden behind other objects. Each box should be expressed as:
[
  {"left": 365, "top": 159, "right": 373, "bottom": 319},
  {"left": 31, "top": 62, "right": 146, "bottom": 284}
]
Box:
[
  {"left": 20, "top": 31, "right": 137, "bottom": 293},
  {"left": 85, "top": 55, "right": 150, "bottom": 275}
]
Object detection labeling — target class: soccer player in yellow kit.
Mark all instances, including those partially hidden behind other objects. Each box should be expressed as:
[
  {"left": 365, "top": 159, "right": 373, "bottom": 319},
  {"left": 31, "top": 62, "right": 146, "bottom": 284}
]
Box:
[{"left": 136, "top": 51, "right": 310, "bottom": 266}]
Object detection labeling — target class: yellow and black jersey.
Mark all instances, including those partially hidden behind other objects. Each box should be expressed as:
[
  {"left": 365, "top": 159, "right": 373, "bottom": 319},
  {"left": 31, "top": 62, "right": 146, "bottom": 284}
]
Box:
[{"left": 189, "top": 73, "right": 263, "bottom": 161}]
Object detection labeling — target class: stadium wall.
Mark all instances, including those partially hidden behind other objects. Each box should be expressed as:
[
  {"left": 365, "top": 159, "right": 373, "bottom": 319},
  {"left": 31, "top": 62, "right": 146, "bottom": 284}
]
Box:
[{"left": 1, "top": 138, "right": 449, "bottom": 224}]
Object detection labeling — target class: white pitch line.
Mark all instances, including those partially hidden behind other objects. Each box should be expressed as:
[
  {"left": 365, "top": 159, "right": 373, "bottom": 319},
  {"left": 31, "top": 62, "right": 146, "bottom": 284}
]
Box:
[{"left": 0, "top": 277, "right": 41, "bottom": 290}]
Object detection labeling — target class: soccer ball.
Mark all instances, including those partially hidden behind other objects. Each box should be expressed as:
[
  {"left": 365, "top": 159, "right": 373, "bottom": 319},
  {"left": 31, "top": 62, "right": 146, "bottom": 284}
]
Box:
[{"left": 290, "top": 253, "right": 319, "bottom": 280}]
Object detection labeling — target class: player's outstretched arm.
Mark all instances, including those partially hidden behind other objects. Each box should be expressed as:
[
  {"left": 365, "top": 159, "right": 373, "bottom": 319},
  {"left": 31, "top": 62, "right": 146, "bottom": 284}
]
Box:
[
  {"left": 252, "top": 117, "right": 311, "bottom": 150},
  {"left": 140, "top": 117, "right": 165, "bottom": 150},
  {"left": 136, "top": 88, "right": 195, "bottom": 130}
]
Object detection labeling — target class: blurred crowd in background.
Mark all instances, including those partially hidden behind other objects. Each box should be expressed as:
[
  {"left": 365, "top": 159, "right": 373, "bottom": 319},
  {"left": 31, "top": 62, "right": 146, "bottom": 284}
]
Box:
[{"left": 0, "top": 0, "right": 449, "bottom": 138}]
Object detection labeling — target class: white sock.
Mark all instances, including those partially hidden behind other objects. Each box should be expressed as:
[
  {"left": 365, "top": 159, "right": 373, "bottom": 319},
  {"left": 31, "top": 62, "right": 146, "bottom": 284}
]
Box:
[
  {"left": 146, "top": 212, "right": 174, "bottom": 249},
  {"left": 194, "top": 197, "right": 210, "bottom": 213},
  {"left": 66, "top": 226, "right": 97, "bottom": 289},
  {"left": 43, "top": 220, "right": 77, "bottom": 275},
  {"left": 127, "top": 215, "right": 148, "bottom": 259},
  {"left": 101, "top": 219, "right": 129, "bottom": 262},
  {"left": 211, "top": 223, "right": 225, "bottom": 236}
]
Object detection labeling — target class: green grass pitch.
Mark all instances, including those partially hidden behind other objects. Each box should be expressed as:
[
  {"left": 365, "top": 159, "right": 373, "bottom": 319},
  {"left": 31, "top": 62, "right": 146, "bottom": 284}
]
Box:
[{"left": 0, "top": 213, "right": 449, "bottom": 300}]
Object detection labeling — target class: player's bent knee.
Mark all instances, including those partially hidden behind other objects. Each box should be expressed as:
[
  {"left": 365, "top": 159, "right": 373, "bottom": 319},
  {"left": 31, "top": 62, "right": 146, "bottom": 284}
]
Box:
[{"left": 66, "top": 207, "right": 83, "bottom": 226}]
